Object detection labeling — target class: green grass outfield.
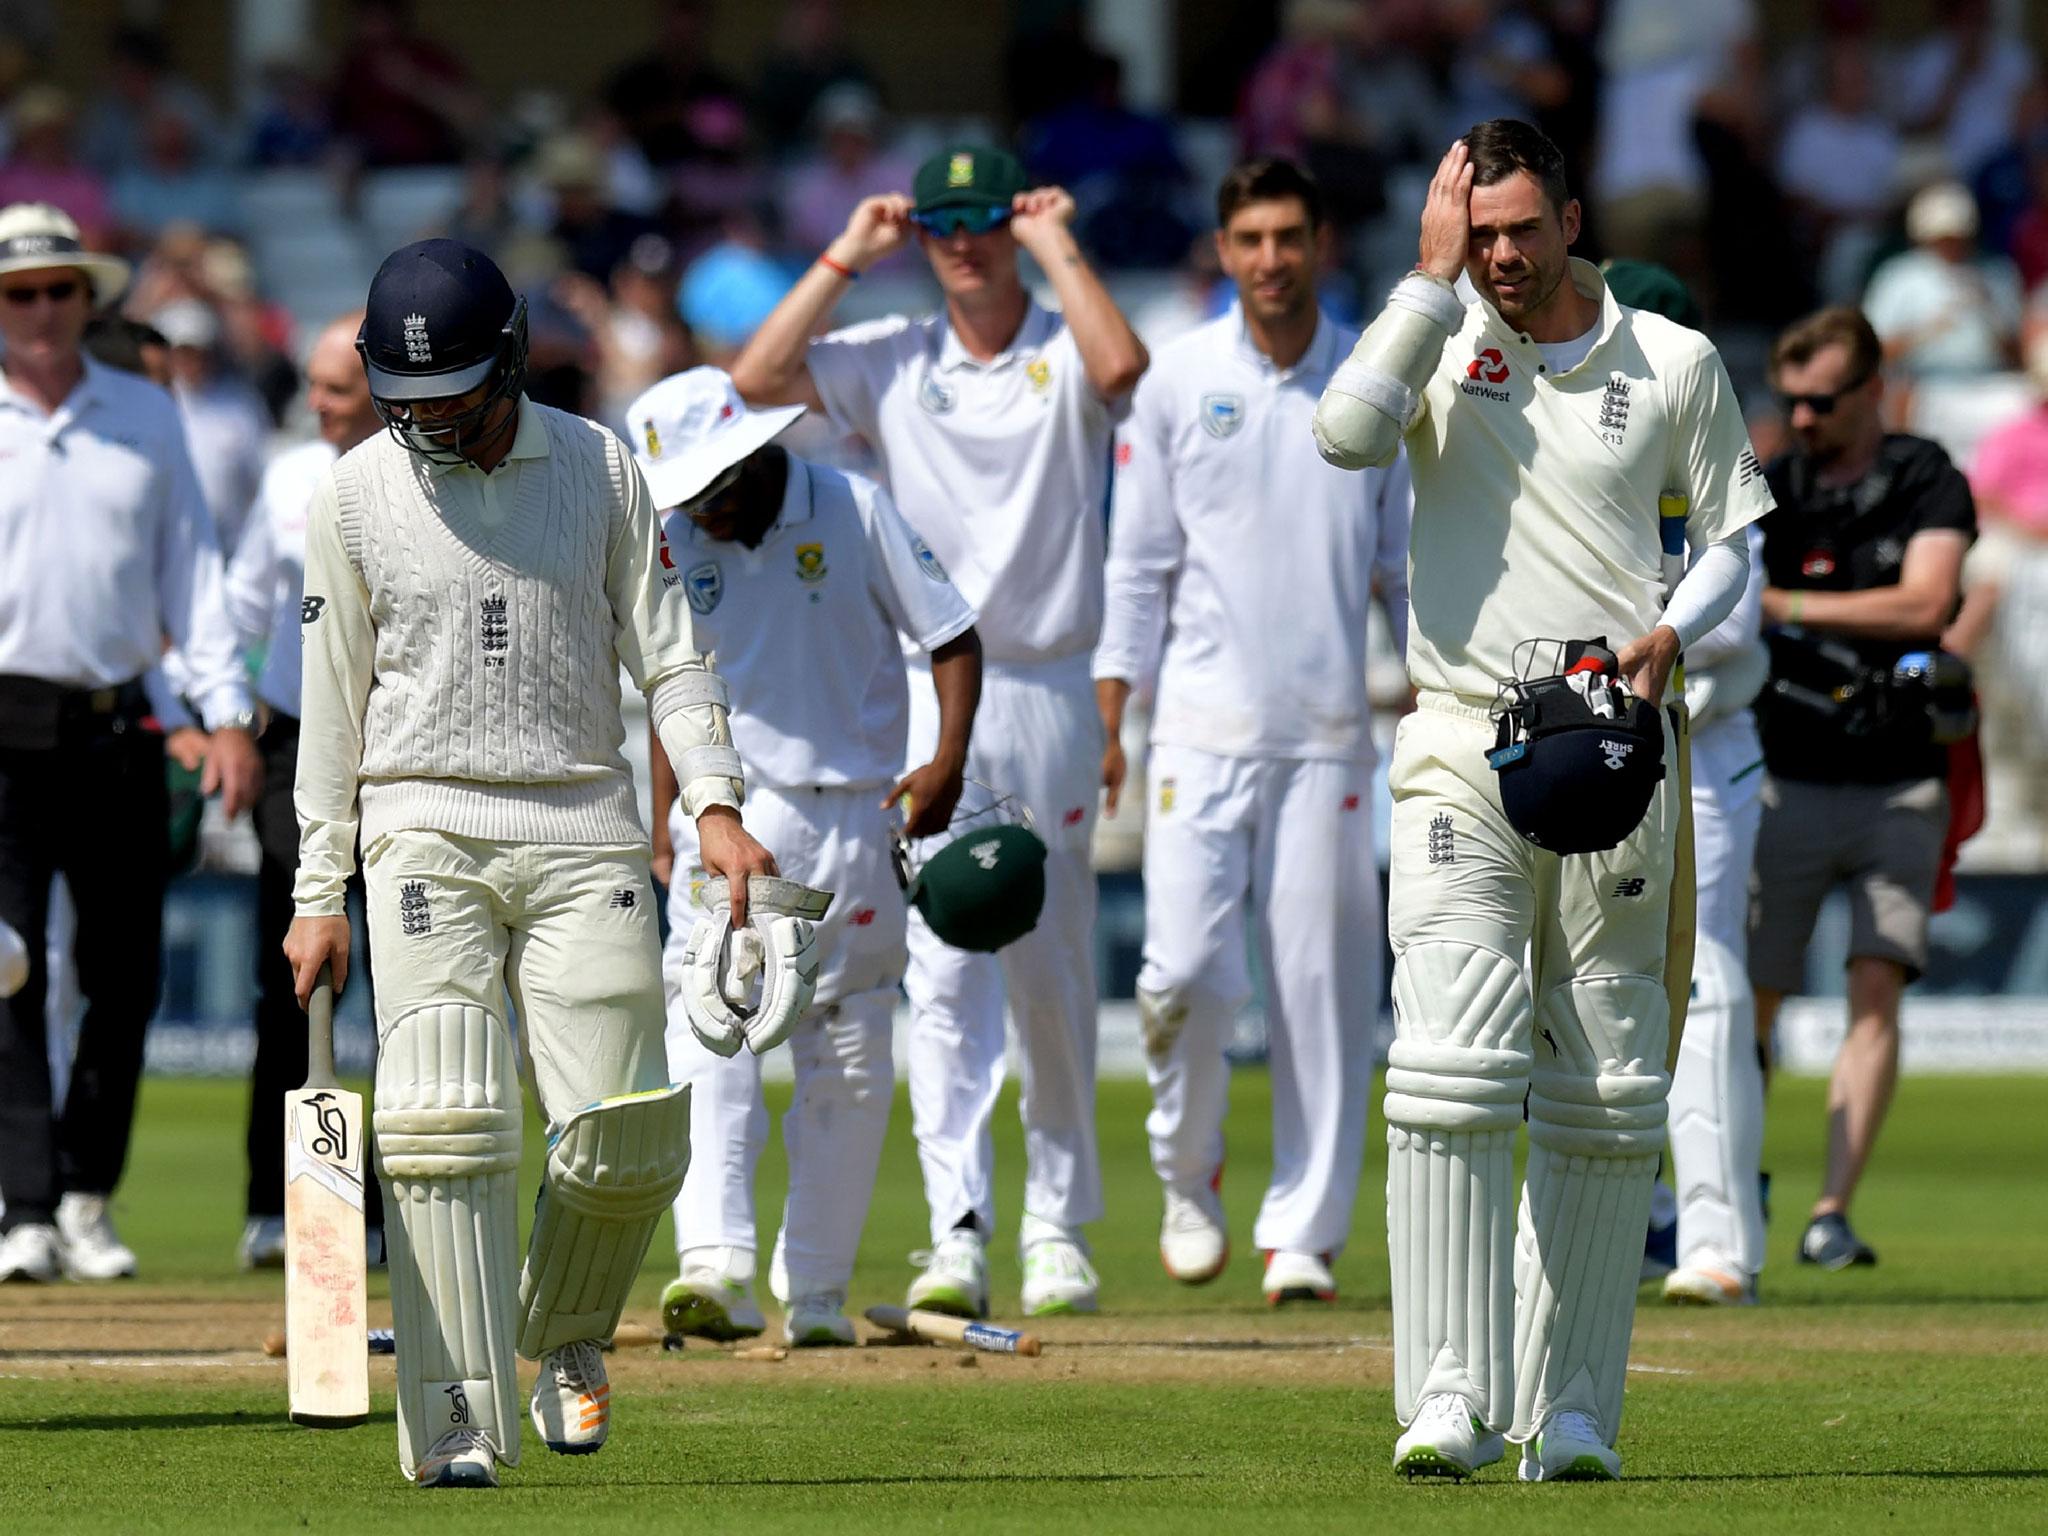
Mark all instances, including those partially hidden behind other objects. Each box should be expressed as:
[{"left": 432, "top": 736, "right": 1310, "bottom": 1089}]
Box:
[{"left": 2, "top": 1070, "right": 2044, "bottom": 1534}]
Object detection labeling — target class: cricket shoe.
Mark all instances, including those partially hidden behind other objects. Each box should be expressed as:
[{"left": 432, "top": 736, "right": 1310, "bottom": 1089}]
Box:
[
  {"left": 1160, "top": 1180, "right": 1228, "bottom": 1284},
  {"left": 532, "top": 1339, "right": 609, "bottom": 1454},
  {"left": 56, "top": 1193, "right": 136, "bottom": 1280},
  {"left": 415, "top": 1426, "right": 500, "bottom": 1488},
  {"left": 662, "top": 1251, "right": 767, "bottom": 1341},
  {"left": 784, "top": 1289, "right": 857, "bottom": 1347},
  {"left": 0, "top": 1223, "right": 63, "bottom": 1284},
  {"left": 238, "top": 1216, "right": 287, "bottom": 1270},
  {"left": 1020, "top": 1214, "right": 1099, "bottom": 1316},
  {"left": 907, "top": 1226, "right": 989, "bottom": 1318},
  {"left": 1393, "top": 1392, "right": 1505, "bottom": 1480},
  {"left": 1518, "top": 1411, "right": 1620, "bottom": 1481},
  {"left": 1663, "top": 1254, "right": 1758, "bottom": 1306},
  {"left": 1262, "top": 1249, "right": 1336, "bottom": 1305},
  {"left": 1799, "top": 1212, "right": 1877, "bottom": 1270}
]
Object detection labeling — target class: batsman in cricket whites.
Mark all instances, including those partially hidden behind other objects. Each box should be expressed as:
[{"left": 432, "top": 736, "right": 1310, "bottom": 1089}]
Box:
[
  {"left": 283, "top": 239, "right": 779, "bottom": 1488},
  {"left": 1314, "top": 120, "right": 1772, "bottom": 1480}
]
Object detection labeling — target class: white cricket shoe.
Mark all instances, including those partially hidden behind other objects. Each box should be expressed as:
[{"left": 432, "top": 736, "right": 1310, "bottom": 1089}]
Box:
[
  {"left": 0, "top": 1223, "right": 63, "bottom": 1284},
  {"left": 784, "top": 1289, "right": 857, "bottom": 1347},
  {"left": 1262, "top": 1249, "right": 1336, "bottom": 1305},
  {"left": 1020, "top": 1213, "right": 1099, "bottom": 1316},
  {"left": 907, "top": 1226, "right": 989, "bottom": 1319},
  {"left": 531, "top": 1339, "right": 609, "bottom": 1454},
  {"left": 661, "top": 1252, "right": 767, "bottom": 1342},
  {"left": 415, "top": 1425, "right": 500, "bottom": 1488},
  {"left": 1393, "top": 1392, "right": 1506, "bottom": 1480},
  {"left": 56, "top": 1193, "right": 136, "bottom": 1280},
  {"left": 1160, "top": 1183, "right": 1228, "bottom": 1284},
  {"left": 1663, "top": 1255, "right": 1757, "bottom": 1307},
  {"left": 1518, "top": 1410, "right": 1621, "bottom": 1481},
  {"left": 238, "top": 1216, "right": 287, "bottom": 1270}
]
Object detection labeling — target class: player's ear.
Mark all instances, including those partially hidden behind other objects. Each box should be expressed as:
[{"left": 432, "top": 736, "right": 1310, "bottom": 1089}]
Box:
[
  {"left": 1313, "top": 219, "right": 1334, "bottom": 273},
  {"left": 1560, "top": 197, "right": 1582, "bottom": 249}
]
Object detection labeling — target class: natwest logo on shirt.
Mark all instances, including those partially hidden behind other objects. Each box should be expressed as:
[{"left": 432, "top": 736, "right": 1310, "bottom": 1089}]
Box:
[{"left": 1460, "top": 343, "right": 1513, "bottom": 402}]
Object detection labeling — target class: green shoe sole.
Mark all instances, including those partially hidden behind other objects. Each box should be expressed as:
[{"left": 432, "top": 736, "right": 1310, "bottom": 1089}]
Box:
[
  {"left": 1394, "top": 1448, "right": 1472, "bottom": 1481},
  {"left": 906, "top": 1285, "right": 985, "bottom": 1319},
  {"left": 661, "top": 1287, "right": 762, "bottom": 1343}
]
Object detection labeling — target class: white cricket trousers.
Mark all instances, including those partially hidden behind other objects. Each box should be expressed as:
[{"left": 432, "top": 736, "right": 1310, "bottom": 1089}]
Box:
[
  {"left": 663, "top": 784, "right": 904, "bottom": 1294},
  {"left": 1138, "top": 742, "right": 1377, "bottom": 1256},
  {"left": 903, "top": 652, "right": 1103, "bottom": 1244}
]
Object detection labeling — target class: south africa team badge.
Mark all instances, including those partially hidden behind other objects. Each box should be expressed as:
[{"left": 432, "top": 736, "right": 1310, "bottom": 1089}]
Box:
[
  {"left": 1200, "top": 394, "right": 1244, "bottom": 439},
  {"left": 796, "top": 542, "right": 828, "bottom": 585},
  {"left": 686, "top": 561, "right": 723, "bottom": 615}
]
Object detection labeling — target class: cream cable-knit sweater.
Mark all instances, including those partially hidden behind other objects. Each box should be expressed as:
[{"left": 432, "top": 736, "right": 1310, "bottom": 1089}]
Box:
[{"left": 292, "top": 398, "right": 740, "bottom": 916}]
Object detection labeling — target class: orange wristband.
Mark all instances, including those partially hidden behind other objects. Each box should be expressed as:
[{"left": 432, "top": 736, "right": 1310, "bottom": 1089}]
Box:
[{"left": 818, "top": 253, "right": 858, "bottom": 281}]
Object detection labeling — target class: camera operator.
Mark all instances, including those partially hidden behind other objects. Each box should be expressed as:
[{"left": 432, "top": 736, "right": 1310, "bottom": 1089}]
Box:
[{"left": 1751, "top": 305, "right": 1975, "bottom": 1273}]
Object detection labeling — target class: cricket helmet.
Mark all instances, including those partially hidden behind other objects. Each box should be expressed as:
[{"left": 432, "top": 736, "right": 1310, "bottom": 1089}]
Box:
[
  {"left": 357, "top": 238, "right": 527, "bottom": 464},
  {"left": 892, "top": 786, "right": 1047, "bottom": 953}
]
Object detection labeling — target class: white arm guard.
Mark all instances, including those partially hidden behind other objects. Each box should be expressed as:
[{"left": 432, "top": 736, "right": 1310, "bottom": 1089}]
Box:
[
  {"left": 1314, "top": 272, "right": 1465, "bottom": 471},
  {"left": 650, "top": 664, "right": 746, "bottom": 816},
  {"left": 681, "top": 875, "right": 832, "bottom": 1057}
]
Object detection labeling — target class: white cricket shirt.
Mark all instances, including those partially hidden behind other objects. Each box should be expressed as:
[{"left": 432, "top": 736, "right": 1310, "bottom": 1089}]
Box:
[
  {"left": 225, "top": 437, "right": 333, "bottom": 719},
  {"left": 0, "top": 357, "right": 250, "bottom": 728},
  {"left": 806, "top": 301, "right": 1125, "bottom": 665},
  {"left": 174, "top": 377, "right": 270, "bottom": 555},
  {"left": 1096, "top": 307, "right": 1411, "bottom": 761},
  {"left": 1401, "top": 258, "right": 1772, "bottom": 701},
  {"left": 663, "top": 454, "right": 975, "bottom": 791}
]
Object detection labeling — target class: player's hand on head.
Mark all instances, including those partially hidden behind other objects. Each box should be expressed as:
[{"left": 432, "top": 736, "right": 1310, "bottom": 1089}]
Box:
[
  {"left": 1100, "top": 733, "right": 1127, "bottom": 818},
  {"left": 883, "top": 758, "right": 965, "bottom": 841},
  {"left": 836, "top": 194, "right": 915, "bottom": 270},
  {"left": 1617, "top": 625, "right": 1682, "bottom": 707},
  {"left": 696, "top": 805, "right": 779, "bottom": 926},
  {"left": 1418, "top": 139, "right": 1473, "bottom": 285},
  {"left": 1009, "top": 186, "right": 1076, "bottom": 250},
  {"left": 283, "top": 914, "right": 351, "bottom": 1006}
]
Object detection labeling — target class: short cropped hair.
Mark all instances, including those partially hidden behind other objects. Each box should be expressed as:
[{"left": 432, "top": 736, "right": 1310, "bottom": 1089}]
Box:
[
  {"left": 1460, "top": 118, "right": 1572, "bottom": 217},
  {"left": 1216, "top": 158, "right": 1326, "bottom": 232},
  {"left": 1770, "top": 305, "right": 1883, "bottom": 384}
]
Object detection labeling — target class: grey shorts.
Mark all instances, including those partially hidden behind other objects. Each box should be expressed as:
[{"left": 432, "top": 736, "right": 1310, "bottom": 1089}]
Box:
[{"left": 1747, "top": 775, "right": 1949, "bottom": 991}]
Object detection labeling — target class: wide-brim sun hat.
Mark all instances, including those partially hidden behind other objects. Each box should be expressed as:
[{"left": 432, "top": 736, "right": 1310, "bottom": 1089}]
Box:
[
  {"left": 625, "top": 365, "right": 806, "bottom": 510},
  {"left": 0, "top": 202, "right": 131, "bottom": 304}
]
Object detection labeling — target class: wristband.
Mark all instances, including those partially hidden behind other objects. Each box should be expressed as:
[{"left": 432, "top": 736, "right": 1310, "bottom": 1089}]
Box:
[
  {"left": 1788, "top": 591, "right": 1805, "bottom": 624},
  {"left": 818, "top": 253, "right": 859, "bottom": 281}
]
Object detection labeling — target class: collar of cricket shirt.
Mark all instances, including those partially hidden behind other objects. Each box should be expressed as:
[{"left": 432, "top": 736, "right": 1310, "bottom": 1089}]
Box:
[
  {"left": 1230, "top": 302, "right": 1340, "bottom": 382},
  {"left": 934, "top": 299, "right": 1056, "bottom": 375},
  {"left": 426, "top": 392, "right": 550, "bottom": 476},
  {"left": 1480, "top": 257, "right": 1624, "bottom": 379}
]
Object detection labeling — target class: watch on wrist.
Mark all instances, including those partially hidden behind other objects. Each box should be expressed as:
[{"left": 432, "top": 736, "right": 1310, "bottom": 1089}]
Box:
[{"left": 217, "top": 710, "right": 258, "bottom": 735}]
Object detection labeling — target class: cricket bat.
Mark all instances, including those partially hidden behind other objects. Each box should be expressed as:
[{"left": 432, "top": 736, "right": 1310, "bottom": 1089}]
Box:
[
  {"left": 864, "top": 1305, "right": 1041, "bottom": 1357},
  {"left": 285, "top": 964, "right": 369, "bottom": 1427}
]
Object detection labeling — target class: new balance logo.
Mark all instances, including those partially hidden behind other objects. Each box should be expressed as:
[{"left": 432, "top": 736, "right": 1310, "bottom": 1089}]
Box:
[
  {"left": 399, "top": 881, "right": 431, "bottom": 936},
  {"left": 1612, "top": 876, "right": 1647, "bottom": 899},
  {"left": 1427, "top": 812, "right": 1456, "bottom": 866},
  {"left": 480, "top": 596, "right": 508, "bottom": 665},
  {"left": 1738, "top": 447, "right": 1762, "bottom": 486},
  {"left": 607, "top": 888, "right": 636, "bottom": 910},
  {"left": 300, "top": 595, "right": 326, "bottom": 625}
]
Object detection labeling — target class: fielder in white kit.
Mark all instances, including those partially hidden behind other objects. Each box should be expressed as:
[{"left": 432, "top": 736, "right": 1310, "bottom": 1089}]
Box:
[
  {"left": 1093, "top": 159, "right": 1411, "bottom": 1305},
  {"left": 625, "top": 368, "right": 982, "bottom": 1348},
  {"left": 1314, "top": 121, "right": 1772, "bottom": 1481},
  {"left": 731, "top": 145, "right": 1147, "bottom": 1316},
  {"left": 284, "top": 241, "right": 778, "bottom": 1489}
]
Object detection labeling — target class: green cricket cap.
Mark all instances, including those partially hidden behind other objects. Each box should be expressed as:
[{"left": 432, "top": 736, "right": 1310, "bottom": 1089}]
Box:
[
  {"left": 913, "top": 144, "right": 1027, "bottom": 215},
  {"left": 907, "top": 822, "right": 1046, "bottom": 953},
  {"left": 1600, "top": 258, "right": 1705, "bottom": 332}
]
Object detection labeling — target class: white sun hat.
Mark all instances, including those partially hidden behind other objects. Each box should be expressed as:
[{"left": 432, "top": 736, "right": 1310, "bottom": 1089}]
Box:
[
  {"left": 625, "top": 366, "right": 806, "bottom": 510},
  {"left": 0, "top": 202, "right": 130, "bottom": 304}
]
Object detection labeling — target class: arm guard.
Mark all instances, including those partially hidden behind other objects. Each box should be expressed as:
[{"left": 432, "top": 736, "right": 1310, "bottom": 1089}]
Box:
[{"left": 1314, "top": 272, "right": 1466, "bottom": 471}]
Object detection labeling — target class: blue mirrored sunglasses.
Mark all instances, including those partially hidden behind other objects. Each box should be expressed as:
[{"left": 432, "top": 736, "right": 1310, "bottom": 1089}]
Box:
[{"left": 911, "top": 205, "right": 1012, "bottom": 237}]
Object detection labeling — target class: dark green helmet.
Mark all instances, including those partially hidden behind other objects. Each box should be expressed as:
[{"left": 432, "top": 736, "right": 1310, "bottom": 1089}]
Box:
[{"left": 894, "top": 796, "right": 1047, "bottom": 953}]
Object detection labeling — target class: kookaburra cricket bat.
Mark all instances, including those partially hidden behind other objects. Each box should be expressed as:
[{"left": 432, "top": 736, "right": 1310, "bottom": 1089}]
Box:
[{"left": 285, "top": 964, "right": 369, "bottom": 1427}]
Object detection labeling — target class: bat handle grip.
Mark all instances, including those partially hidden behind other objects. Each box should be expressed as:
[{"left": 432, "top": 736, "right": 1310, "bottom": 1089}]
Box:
[{"left": 306, "top": 963, "right": 338, "bottom": 1089}]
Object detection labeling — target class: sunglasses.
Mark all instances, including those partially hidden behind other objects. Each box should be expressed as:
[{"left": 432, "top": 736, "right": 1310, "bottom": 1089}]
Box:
[
  {"left": 681, "top": 460, "right": 744, "bottom": 514},
  {"left": 2, "top": 278, "right": 81, "bottom": 306},
  {"left": 1776, "top": 369, "right": 1875, "bottom": 416},
  {"left": 910, "top": 206, "right": 1012, "bottom": 238}
]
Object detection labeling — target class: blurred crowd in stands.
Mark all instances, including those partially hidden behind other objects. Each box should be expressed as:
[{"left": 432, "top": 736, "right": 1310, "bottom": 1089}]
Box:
[{"left": 1, "top": 0, "right": 2045, "bottom": 863}]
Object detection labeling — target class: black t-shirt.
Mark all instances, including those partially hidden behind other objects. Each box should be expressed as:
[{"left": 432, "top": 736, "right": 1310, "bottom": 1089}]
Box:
[{"left": 1756, "top": 433, "right": 1975, "bottom": 784}]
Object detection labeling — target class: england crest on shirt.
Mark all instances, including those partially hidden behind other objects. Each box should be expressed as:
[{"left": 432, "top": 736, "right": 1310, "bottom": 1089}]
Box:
[
  {"left": 1199, "top": 393, "right": 1244, "bottom": 439},
  {"left": 686, "top": 560, "right": 723, "bottom": 615}
]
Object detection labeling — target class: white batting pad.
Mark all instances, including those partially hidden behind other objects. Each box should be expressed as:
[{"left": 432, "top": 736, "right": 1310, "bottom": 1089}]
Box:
[
  {"left": 518, "top": 1082, "right": 691, "bottom": 1357},
  {"left": 1513, "top": 972, "right": 1669, "bottom": 1444},
  {"left": 1384, "top": 942, "right": 1531, "bottom": 1429},
  {"left": 682, "top": 876, "right": 830, "bottom": 1056},
  {"left": 1668, "top": 932, "right": 1765, "bottom": 1275},
  {"left": 374, "top": 1003, "right": 523, "bottom": 1475}
]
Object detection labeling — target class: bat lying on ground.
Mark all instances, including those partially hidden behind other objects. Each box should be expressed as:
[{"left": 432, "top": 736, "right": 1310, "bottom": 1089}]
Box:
[
  {"left": 864, "top": 1305, "right": 1041, "bottom": 1357},
  {"left": 283, "top": 965, "right": 368, "bottom": 1427}
]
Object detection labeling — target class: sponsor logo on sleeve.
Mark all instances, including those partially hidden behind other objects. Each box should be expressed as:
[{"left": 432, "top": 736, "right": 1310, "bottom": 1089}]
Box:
[
  {"left": 911, "top": 534, "right": 949, "bottom": 582},
  {"left": 686, "top": 560, "right": 723, "bottom": 615},
  {"left": 300, "top": 595, "right": 326, "bottom": 624}
]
